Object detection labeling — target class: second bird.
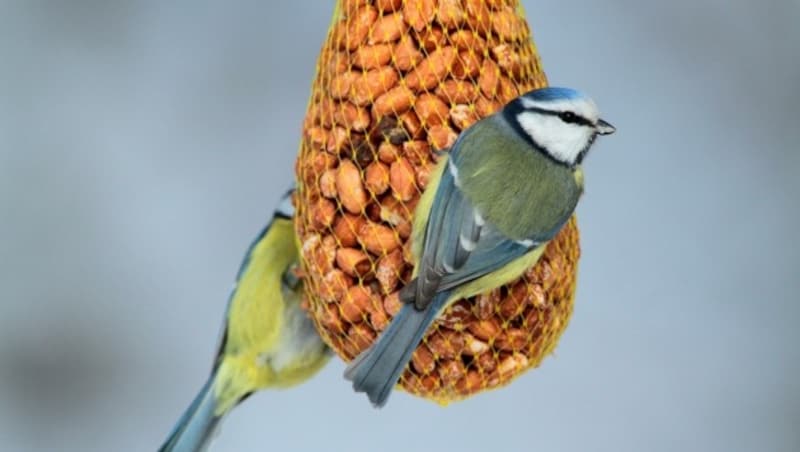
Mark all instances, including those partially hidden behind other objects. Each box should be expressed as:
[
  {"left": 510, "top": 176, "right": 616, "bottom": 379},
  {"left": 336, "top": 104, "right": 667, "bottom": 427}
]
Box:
[
  {"left": 345, "top": 87, "right": 615, "bottom": 407},
  {"left": 159, "top": 190, "right": 330, "bottom": 451}
]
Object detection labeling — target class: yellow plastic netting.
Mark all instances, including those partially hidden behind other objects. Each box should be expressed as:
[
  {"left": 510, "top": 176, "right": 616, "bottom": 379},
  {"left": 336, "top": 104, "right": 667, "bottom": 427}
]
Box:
[{"left": 295, "top": 0, "right": 580, "bottom": 404}]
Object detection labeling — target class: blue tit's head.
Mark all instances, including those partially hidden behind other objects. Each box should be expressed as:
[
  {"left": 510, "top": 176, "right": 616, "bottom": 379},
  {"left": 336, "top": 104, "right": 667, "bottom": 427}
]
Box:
[
  {"left": 275, "top": 188, "right": 295, "bottom": 219},
  {"left": 502, "top": 87, "right": 615, "bottom": 167}
]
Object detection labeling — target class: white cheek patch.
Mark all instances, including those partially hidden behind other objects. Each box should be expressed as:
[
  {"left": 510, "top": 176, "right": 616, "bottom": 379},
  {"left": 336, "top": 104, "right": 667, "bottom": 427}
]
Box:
[{"left": 516, "top": 112, "right": 593, "bottom": 165}]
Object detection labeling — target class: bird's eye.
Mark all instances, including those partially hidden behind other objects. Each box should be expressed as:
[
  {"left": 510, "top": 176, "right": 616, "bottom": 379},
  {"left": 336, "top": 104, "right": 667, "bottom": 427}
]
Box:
[{"left": 559, "top": 111, "right": 578, "bottom": 123}]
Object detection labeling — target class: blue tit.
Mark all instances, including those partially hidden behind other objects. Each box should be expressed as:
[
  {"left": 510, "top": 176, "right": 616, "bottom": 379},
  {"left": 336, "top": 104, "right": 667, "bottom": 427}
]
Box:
[
  {"left": 159, "top": 189, "right": 330, "bottom": 452},
  {"left": 344, "top": 87, "right": 615, "bottom": 407}
]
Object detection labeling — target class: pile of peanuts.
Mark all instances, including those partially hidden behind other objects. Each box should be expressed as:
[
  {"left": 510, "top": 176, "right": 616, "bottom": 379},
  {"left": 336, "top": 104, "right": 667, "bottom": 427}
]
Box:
[{"left": 294, "top": 0, "right": 580, "bottom": 403}]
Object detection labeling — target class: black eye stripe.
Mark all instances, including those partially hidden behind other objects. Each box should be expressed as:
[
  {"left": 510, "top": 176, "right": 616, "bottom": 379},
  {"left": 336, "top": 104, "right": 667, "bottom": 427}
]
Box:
[{"left": 524, "top": 106, "right": 594, "bottom": 127}]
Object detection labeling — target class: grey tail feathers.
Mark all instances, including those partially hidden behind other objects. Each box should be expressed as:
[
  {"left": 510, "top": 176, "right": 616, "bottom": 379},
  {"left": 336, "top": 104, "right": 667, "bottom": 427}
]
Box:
[
  {"left": 344, "top": 291, "right": 449, "bottom": 407},
  {"left": 158, "top": 375, "right": 221, "bottom": 452}
]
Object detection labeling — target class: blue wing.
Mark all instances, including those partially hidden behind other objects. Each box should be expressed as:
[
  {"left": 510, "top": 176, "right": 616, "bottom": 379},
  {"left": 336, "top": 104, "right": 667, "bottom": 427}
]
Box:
[{"left": 411, "top": 154, "right": 537, "bottom": 310}]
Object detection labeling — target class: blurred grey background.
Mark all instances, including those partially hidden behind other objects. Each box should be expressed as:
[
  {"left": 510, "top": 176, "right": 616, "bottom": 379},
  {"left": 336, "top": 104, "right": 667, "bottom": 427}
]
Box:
[{"left": 1, "top": 1, "right": 798, "bottom": 451}]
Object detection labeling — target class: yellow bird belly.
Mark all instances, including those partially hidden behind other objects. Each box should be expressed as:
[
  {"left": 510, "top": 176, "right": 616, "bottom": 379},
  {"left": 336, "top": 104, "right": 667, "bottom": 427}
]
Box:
[{"left": 210, "top": 218, "right": 328, "bottom": 416}]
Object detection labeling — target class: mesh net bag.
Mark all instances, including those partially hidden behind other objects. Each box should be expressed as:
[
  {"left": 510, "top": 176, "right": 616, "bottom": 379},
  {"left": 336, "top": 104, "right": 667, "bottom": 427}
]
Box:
[{"left": 295, "top": 0, "right": 580, "bottom": 404}]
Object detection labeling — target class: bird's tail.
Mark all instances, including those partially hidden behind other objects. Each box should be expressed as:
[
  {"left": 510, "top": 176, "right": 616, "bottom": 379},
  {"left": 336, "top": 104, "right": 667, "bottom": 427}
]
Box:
[
  {"left": 344, "top": 292, "right": 448, "bottom": 407},
  {"left": 158, "top": 375, "right": 221, "bottom": 452}
]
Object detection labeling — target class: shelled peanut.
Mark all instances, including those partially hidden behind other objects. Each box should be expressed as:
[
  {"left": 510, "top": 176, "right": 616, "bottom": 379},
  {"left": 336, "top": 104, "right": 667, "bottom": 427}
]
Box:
[{"left": 295, "top": 0, "right": 579, "bottom": 404}]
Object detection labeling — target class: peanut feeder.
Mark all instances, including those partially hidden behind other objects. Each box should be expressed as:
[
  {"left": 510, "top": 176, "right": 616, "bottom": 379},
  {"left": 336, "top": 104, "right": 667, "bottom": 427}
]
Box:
[{"left": 295, "top": 0, "right": 580, "bottom": 404}]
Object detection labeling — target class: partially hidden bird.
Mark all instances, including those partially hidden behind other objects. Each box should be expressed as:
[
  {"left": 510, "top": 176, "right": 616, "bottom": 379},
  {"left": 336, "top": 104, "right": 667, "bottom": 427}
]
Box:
[
  {"left": 344, "top": 87, "right": 615, "bottom": 407},
  {"left": 159, "top": 189, "right": 330, "bottom": 451}
]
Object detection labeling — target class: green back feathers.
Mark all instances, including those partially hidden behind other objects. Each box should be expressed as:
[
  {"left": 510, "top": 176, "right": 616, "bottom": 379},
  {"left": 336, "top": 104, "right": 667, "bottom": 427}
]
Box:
[{"left": 455, "top": 118, "right": 582, "bottom": 241}]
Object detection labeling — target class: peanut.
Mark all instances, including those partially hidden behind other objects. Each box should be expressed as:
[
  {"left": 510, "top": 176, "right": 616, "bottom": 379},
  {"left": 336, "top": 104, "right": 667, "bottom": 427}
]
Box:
[
  {"left": 403, "top": 0, "right": 436, "bottom": 32},
  {"left": 326, "top": 126, "right": 348, "bottom": 154},
  {"left": 329, "top": 71, "right": 357, "bottom": 100},
  {"left": 376, "top": 0, "right": 403, "bottom": 12},
  {"left": 340, "top": 285, "right": 373, "bottom": 322},
  {"left": 344, "top": 5, "right": 377, "bottom": 50},
  {"left": 377, "top": 141, "right": 401, "bottom": 163},
  {"left": 393, "top": 36, "right": 424, "bottom": 71},
  {"left": 348, "top": 323, "right": 377, "bottom": 355},
  {"left": 495, "top": 328, "right": 528, "bottom": 351},
  {"left": 499, "top": 283, "right": 527, "bottom": 319},
  {"left": 467, "top": 318, "right": 501, "bottom": 342},
  {"left": 319, "top": 269, "right": 351, "bottom": 303},
  {"left": 464, "top": 0, "right": 492, "bottom": 36},
  {"left": 378, "top": 196, "right": 409, "bottom": 226},
  {"left": 376, "top": 248, "right": 405, "bottom": 294},
  {"left": 300, "top": 151, "right": 336, "bottom": 185},
  {"left": 453, "top": 49, "right": 482, "bottom": 79},
  {"left": 439, "top": 359, "right": 466, "bottom": 386},
  {"left": 426, "top": 330, "right": 465, "bottom": 359},
  {"left": 369, "top": 304, "right": 390, "bottom": 331},
  {"left": 495, "top": 352, "right": 529, "bottom": 380},
  {"left": 365, "top": 161, "right": 391, "bottom": 195},
  {"left": 399, "top": 110, "right": 423, "bottom": 139},
  {"left": 306, "top": 126, "right": 330, "bottom": 151},
  {"left": 475, "top": 351, "right": 497, "bottom": 372},
  {"left": 302, "top": 233, "right": 336, "bottom": 275},
  {"left": 336, "top": 160, "right": 368, "bottom": 214},
  {"left": 436, "top": 0, "right": 465, "bottom": 29},
  {"left": 415, "top": 163, "right": 432, "bottom": 191},
  {"left": 530, "top": 283, "right": 546, "bottom": 308},
  {"left": 464, "top": 332, "right": 491, "bottom": 356},
  {"left": 450, "top": 29, "right": 486, "bottom": 50},
  {"left": 491, "top": 44, "right": 521, "bottom": 77},
  {"left": 383, "top": 291, "right": 402, "bottom": 316},
  {"left": 358, "top": 221, "right": 402, "bottom": 255},
  {"left": 485, "top": 0, "right": 512, "bottom": 9},
  {"left": 478, "top": 58, "right": 500, "bottom": 97},
  {"left": 319, "top": 169, "right": 338, "bottom": 198},
  {"left": 325, "top": 51, "right": 350, "bottom": 75},
  {"left": 498, "top": 76, "right": 520, "bottom": 103},
  {"left": 427, "top": 123, "right": 458, "bottom": 150},
  {"left": 450, "top": 104, "right": 478, "bottom": 130},
  {"left": 415, "top": 93, "right": 450, "bottom": 127},
  {"left": 491, "top": 6, "right": 526, "bottom": 42},
  {"left": 455, "top": 370, "right": 483, "bottom": 394},
  {"left": 414, "top": 26, "right": 445, "bottom": 52},
  {"left": 411, "top": 344, "right": 436, "bottom": 374},
  {"left": 318, "top": 302, "right": 346, "bottom": 334},
  {"left": 402, "top": 140, "right": 431, "bottom": 166},
  {"left": 436, "top": 80, "right": 479, "bottom": 104},
  {"left": 476, "top": 95, "right": 502, "bottom": 117},
  {"left": 317, "top": 98, "right": 337, "bottom": 128},
  {"left": 311, "top": 198, "right": 337, "bottom": 230},
  {"left": 369, "top": 12, "right": 407, "bottom": 44},
  {"left": 389, "top": 157, "right": 417, "bottom": 201},
  {"left": 405, "top": 46, "right": 458, "bottom": 92},
  {"left": 336, "top": 247, "right": 372, "bottom": 278},
  {"left": 407, "top": 373, "right": 439, "bottom": 393},
  {"left": 435, "top": 300, "right": 475, "bottom": 330},
  {"left": 334, "top": 102, "right": 371, "bottom": 132},
  {"left": 475, "top": 289, "right": 500, "bottom": 320},
  {"left": 522, "top": 306, "right": 543, "bottom": 329},
  {"left": 372, "top": 85, "right": 416, "bottom": 117},
  {"left": 342, "top": 0, "right": 370, "bottom": 18},
  {"left": 332, "top": 213, "right": 366, "bottom": 248},
  {"left": 350, "top": 66, "right": 399, "bottom": 106}
]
